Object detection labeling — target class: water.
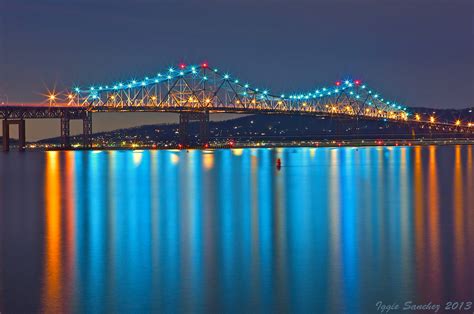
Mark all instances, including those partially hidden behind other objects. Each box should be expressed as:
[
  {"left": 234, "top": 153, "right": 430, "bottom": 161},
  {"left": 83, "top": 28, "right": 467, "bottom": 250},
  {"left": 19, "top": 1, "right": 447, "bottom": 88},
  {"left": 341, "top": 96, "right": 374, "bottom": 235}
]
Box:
[{"left": 0, "top": 145, "right": 473, "bottom": 313}]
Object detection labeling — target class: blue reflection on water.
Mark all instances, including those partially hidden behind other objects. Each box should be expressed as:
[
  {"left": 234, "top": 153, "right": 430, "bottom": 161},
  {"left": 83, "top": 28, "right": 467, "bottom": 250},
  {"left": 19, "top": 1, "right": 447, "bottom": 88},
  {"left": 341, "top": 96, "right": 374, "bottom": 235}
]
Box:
[{"left": 0, "top": 146, "right": 473, "bottom": 313}]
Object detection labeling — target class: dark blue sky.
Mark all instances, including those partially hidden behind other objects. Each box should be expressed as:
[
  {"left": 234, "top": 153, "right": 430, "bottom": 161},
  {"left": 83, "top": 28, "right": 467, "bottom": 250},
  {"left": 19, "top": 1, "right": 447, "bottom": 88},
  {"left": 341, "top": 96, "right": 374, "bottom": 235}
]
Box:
[{"left": 0, "top": 0, "right": 473, "bottom": 139}]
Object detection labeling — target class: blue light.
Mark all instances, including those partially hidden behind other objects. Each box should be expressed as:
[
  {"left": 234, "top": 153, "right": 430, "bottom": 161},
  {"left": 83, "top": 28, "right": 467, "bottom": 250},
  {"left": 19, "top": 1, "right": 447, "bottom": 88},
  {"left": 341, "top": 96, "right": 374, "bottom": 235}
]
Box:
[
  {"left": 74, "top": 87, "right": 80, "bottom": 92},
  {"left": 132, "top": 80, "right": 137, "bottom": 84},
  {"left": 345, "top": 80, "right": 350, "bottom": 85},
  {"left": 374, "top": 94, "right": 379, "bottom": 98},
  {"left": 280, "top": 94, "right": 285, "bottom": 98},
  {"left": 90, "top": 87, "right": 95, "bottom": 91},
  {"left": 224, "top": 74, "right": 229, "bottom": 79},
  {"left": 169, "top": 67, "right": 174, "bottom": 72},
  {"left": 128, "top": 84, "right": 132, "bottom": 88},
  {"left": 167, "top": 75, "right": 172, "bottom": 79},
  {"left": 214, "top": 69, "right": 218, "bottom": 72},
  {"left": 244, "top": 84, "right": 249, "bottom": 88},
  {"left": 154, "top": 79, "right": 159, "bottom": 83},
  {"left": 263, "top": 90, "right": 268, "bottom": 94},
  {"left": 179, "top": 71, "right": 184, "bottom": 76},
  {"left": 234, "top": 80, "right": 239, "bottom": 83},
  {"left": 203, "top": 76, "right": 208, "bottom": 80},
  {"left": 141, "top": 82, "right": 146, "bottom": 86}
]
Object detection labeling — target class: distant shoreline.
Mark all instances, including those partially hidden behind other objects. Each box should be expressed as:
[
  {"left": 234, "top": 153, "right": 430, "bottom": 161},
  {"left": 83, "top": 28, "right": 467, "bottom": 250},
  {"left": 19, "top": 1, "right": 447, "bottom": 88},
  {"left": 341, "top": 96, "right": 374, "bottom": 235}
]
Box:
[{"left": 13, "top": 138, "right": 474, "bottom": 152}]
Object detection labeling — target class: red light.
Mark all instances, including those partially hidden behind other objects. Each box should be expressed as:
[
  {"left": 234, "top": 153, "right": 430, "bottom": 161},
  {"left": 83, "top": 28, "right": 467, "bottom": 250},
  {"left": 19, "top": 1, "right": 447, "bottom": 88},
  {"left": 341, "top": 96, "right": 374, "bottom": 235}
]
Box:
[
  {"left": 178, "top": 144, "right": 183, "bottom": 149},
  {"left": 229, "top": 140, "right": 235, "bottom": 147},
  {"left": 335, "top": 81, "right": 341, "bottom": 86},
  {"left": 179, "top": 63, "right": 186, "bottom": 69},
  {"left": 201, "top": 62, "right": 208, "bottom": 68},
  {"left": 354, "top": 80, "right": 361, "bottom": 85},
  {"left": 204, "top": 143, "right": 209, "bottom": 148}
]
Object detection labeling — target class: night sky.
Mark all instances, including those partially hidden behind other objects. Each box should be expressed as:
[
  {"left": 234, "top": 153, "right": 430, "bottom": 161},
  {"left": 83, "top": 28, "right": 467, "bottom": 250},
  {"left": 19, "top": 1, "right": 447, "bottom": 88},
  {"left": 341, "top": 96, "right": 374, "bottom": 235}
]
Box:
[{"left": 0, "top": 0, "right": 473, "bottom": 140}]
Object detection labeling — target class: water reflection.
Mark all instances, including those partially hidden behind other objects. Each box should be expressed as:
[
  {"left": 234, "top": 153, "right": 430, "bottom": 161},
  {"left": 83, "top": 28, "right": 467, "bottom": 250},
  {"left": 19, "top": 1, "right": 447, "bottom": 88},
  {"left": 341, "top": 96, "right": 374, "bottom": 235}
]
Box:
[
  {"left": 42, "top": 151, "right": 63, "bottom": 313},
  {"left": 0, "top": 146, "right": 473, "bottom": 313}
]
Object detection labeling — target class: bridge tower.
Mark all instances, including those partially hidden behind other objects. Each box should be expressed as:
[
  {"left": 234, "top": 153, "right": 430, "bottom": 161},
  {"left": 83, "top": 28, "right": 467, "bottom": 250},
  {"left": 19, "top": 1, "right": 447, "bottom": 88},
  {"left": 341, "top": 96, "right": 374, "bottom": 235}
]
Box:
[
  {"left": 179, "top": 111, "right": 209, "bottom": 147},
  {"left": 60, "top": 110, "right": 93, "bottom": 149},
  {"left": 82, "top": 112, "right": 92, "bottom": 148},
  {"left": 60, "top": 112, "right": 71, "bottom": 149},
  {"left": 2, "top": 119, "right": 26, "bottom": 152}
]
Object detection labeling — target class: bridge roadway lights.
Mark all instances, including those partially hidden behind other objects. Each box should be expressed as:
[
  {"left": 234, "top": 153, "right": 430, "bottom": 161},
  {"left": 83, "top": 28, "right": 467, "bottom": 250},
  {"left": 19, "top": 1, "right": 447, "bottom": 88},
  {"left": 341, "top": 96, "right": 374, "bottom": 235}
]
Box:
[
  {"left": 179, "top": 111, "right": 209, "bottom": 147},
  {"left": 2, "top": 119, "right": 26, "bottom": 152}
]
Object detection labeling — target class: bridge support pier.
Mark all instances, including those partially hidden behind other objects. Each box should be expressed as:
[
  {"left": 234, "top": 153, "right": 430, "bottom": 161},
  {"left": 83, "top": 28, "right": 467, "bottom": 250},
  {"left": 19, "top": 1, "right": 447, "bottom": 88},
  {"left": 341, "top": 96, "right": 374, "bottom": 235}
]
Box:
[
  {"left": 2, "top": 119, "right": 9, "bottom": 152},
  {"left": 82, "top": 112, "right": 92, "bottom": 148},
  {"left": 2, "top": 119, "right": 26, "bottom": 152},
  {"left": 179, "top": 111, "right": 209, "bottom": 147},
  {"left": 60, "top": 111, "right": 92, "bottom": 149},
  {"left": 60, "top": 116, "right": 71, "bottom": 149}
]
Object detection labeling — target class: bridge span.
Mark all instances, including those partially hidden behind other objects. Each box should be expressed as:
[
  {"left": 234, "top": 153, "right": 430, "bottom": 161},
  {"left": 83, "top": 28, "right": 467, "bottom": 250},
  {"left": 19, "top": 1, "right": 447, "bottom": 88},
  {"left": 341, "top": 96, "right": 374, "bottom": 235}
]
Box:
[{"left": 1, "top": 63, "right": 472, "bottom": 151}]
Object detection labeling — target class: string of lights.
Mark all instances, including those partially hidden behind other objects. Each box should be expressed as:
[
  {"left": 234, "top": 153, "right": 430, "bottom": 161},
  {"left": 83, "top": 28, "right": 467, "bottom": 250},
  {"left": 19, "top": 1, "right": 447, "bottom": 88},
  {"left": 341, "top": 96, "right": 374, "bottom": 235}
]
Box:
[{"left": 43, "top": 62, "right": 471, "bottom": 128}]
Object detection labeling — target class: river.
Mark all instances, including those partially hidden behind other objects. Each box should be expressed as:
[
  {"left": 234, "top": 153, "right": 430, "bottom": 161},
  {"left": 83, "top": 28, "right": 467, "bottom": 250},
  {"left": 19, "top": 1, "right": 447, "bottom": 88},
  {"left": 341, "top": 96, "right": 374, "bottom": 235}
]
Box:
[{"left": 1, "top": 145, "right": 473, "bottom": 313}]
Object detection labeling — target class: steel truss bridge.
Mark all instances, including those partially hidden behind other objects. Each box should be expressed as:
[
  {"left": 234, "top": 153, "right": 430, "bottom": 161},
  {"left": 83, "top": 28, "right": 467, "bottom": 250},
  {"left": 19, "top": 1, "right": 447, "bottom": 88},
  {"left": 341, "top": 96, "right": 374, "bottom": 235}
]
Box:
[{"left": 1, "top": 62, "right": 472, "bottom": 151}]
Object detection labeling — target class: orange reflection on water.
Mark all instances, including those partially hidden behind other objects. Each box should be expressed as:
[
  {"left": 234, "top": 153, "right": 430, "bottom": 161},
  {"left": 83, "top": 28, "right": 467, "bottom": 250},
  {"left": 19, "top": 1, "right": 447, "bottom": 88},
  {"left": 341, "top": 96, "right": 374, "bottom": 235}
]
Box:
[
  {"left": 64, "top": 152, "right": 76, "bottom": 306},
  {"left": 427, "top": 146, "right": 441, "bottom": 300},
  {"left": 203, "top": 152, "right": 214, "bottom": 170},
  {"left": 453, "top": 146, "right": 466, "bottom": 297},
  {"left": 413, "top": 146, "right": 425, "bottom": 293},
  {"left": 467, "top": 146, "right": 474, "bottom": 268},
  {"left": 41, "top": 152, "right": 76, "bottom": 313},
  {"left": 42, "top": 151, "right": 63, "bottom": 313}
]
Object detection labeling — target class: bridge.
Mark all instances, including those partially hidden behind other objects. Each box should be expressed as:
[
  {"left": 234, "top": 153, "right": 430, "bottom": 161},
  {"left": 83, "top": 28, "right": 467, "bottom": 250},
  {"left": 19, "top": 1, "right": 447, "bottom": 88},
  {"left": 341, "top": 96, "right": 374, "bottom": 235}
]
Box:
[{"left": 1, "top": 62, "right": 472, "bottom": 151}]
